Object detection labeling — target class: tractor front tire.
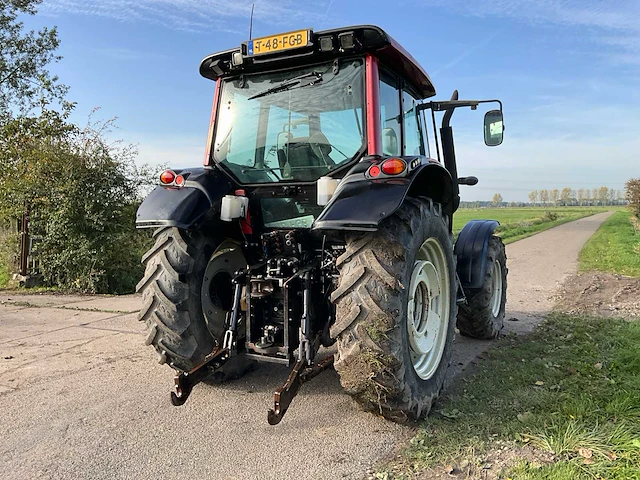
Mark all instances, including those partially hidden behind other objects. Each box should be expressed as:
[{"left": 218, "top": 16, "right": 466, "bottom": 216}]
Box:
[
  {"left": 331, "top": 198, "right": 457, "bottom": 423},
  {"left": 137, "top": 227, "right": 250, "bottom": 380},
  {"left": 457, "top": 236, "right": 507, "bottom": 339}
]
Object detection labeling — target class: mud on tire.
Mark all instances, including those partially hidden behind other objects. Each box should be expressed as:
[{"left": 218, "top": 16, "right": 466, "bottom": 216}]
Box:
[
  {"left": 457, "top": 236, "right": 507, "bottom": 339},
  {"left": 136, "top": 227, "right": 249, "bottom": 380},
  {"left": 331, "top": 198, "right": 457, "bottom": 422}
]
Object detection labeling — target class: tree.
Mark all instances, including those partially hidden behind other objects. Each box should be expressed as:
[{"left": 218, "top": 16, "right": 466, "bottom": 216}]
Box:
[
  {"left": 539, "top": 189, "right": 549, "bottom": 205},
  {"left": 550, "top": 189, "right": 559, "bottom": 205},
  {"left": 598, "top": 186, "right": 609, "bottom": 206},
  {"left": 0, "top": 0, "right": 67, "bottom": 117},
  {"left": 592, "top": 188, "right": 599, "bottom": 205},
  {"left": 577, "top": 189, "right": 585, "bottom": 206},
  {"left": 528, "top": 190, "right": 539, "bottom": 205},
  {"left": 560, "top": 187, "right": 572, "bottom": 206},
  {"left": 626, "top": 178, "right": 640, "bottom": 217},
  {"left": 492, "top": 193, "right": 503, "bottom": 206}
]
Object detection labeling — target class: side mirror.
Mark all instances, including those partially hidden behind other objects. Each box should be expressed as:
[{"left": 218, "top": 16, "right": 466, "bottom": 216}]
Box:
[{"left": 484, "top": 110, "right": 504, "bottom": 146}]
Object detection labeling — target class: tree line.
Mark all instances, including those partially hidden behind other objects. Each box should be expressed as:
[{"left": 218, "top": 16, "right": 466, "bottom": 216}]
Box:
[{"left": 528, "top": 187, "right": 626, "bottom": 206}]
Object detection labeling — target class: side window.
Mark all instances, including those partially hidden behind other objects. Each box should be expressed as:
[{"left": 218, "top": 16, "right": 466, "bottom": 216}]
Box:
[
  {"left": 419, "top": 108, "right": 431, "bottom": 157},
  {"left": 379, "top": 73, "right": 401, "bottom": 156},
  {"left": 402, "top": 89, "right": 425, "bottom": 156}
]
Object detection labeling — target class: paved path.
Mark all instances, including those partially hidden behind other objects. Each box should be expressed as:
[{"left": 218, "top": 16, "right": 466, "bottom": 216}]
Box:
[{"left": 0, "top": 211, "right": 612, "bottom": 480}]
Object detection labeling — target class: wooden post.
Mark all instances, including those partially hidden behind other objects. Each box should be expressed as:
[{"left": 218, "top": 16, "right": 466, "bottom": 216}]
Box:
[{"left": 19, "top": 203, "right": 29, "bottom": 277}]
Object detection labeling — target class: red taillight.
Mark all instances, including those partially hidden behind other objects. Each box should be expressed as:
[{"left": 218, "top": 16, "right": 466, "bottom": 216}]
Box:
[
  {"left": 369, "top": 165, "right": 381, "bottom": 177},
  {"left": 160, "top": 170, "right": 176, "bottom": 184},
  {"left": 174, "top": 174, "right": 185, "bottom": 187},
  {"left": 381, "top": 158, "right": 406, "bottom": 175}
]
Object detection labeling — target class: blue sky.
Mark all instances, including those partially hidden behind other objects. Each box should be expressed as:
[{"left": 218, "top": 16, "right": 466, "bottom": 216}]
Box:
[{"left": 25, "top": 0, "right": 640, "bottom": 201}]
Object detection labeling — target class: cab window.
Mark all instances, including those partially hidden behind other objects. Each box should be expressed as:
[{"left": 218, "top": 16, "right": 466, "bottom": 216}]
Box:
[
  {"left": 379, "top": 73, "right": 401, "bottom": 156},
  {"left": 402, "top": 89, "right": 426, "bottom": 156}
]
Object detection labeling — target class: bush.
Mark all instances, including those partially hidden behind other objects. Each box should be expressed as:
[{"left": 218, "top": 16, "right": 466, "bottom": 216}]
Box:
[
  {"left": 626, "top": 178, "right": 640, "bottom": 218},
  {"left": 542, "top": 210, "right": 558, "bottom": 222},
  {"left": 0, "top": 109, "right": 156, "bottom": 293}
]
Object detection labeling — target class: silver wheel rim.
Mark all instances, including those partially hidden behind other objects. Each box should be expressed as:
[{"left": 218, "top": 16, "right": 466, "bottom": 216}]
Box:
[
  {"left": 490, "top": 260, "right": 503, "bottom": 317},
  {"left": 407, "top": 238, "right": 450, "bottom": 380}
]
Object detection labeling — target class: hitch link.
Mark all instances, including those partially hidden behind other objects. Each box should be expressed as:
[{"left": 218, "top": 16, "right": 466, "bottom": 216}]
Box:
[
  {"left": 170, "top": 347, "right": 230, "bottom": 406},
  {"left": 223, "top": 272, "right": 245, "bottom": 352},
  {"left": 267, "top": 355, "right": 334, "bottom": 425},
  {"left": 170, "top": 270, "right": 246, "bottom": 406},
  {"left": 268, "top": 272, "right": 334, "bottom": 425}
]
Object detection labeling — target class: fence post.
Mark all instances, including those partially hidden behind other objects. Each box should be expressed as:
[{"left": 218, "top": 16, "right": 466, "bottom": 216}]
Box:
[{"left": 19, "top": 202, "right": 30, "bottom": 277}]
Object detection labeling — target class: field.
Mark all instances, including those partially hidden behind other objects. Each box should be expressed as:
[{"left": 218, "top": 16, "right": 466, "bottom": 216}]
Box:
[
  {"left": 453, "top": 206, "right": 613, "bottom": 244},
  {"left": 579, "top": 211, "right": 640, "bottom": 277}
]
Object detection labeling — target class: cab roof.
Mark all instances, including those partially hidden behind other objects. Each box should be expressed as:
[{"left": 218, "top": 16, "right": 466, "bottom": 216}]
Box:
[{"left": 199, "top": 25, "right": 436, "bottom": 99}]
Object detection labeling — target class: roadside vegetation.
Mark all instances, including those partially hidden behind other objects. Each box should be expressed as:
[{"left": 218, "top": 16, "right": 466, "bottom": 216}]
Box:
[
  {"left": 380, "top": 186, "right": 640, "bottom": 479},
  {"left": 453, "top": 207, "right": 610, "bottom": 244},
  {"left": 579, "top": 211, "right": 640, "bottom": 277},
  {"left": 0, "top": 0, "right": 156, "bottom": 293},
  {"left": 378, "top": 314, "right": 640, "bottom": 480}
]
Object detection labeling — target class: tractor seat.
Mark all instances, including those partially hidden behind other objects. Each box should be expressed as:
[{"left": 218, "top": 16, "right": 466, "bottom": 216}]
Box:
[{"left": 277, "top": 136, "right": 333, "bottom": 181}]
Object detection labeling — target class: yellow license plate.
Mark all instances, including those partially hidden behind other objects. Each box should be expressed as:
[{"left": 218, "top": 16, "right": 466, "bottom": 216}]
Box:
[{"left": 247, "top": 29, "right": 311, "bottom": 56}]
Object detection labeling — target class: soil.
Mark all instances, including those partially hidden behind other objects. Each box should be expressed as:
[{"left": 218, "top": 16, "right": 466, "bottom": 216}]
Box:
[
  {"left": 555, "top": 272, "right": 640, "bottom": 318},
  {"left": 411, "top": 444, "right": 556, "bottom": 480}
]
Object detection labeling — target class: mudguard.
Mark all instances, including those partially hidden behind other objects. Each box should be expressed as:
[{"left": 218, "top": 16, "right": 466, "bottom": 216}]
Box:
[
  {"left": 454, "top": 220, "right": 499, "bottom": 289},
  {"left": 136, "top": 168, "right": 233, "bottom": 230},
  {"left": 312, "top": 157, "right": 454, "bottom": 232}
]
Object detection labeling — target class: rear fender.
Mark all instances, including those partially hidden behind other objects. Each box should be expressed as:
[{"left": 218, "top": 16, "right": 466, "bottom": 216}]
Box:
[
  {"left": 454, "top": 220, "right": 500, "bottom": 289},
  {"left": 136, "top": 168, "right": 233, "bottom": 230},
  {"left": 312, "top": 157, "right": 454, "bottom": 232}
]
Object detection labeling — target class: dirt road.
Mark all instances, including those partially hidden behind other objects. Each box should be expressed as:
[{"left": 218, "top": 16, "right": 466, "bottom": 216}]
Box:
[{"left": 0, "top": 211, "right": 612, "bottom": 480}]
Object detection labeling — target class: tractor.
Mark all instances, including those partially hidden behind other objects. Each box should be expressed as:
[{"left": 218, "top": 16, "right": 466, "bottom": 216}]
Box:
[{"left": 135, "top": 25, "right": 508, "bottom": 424}]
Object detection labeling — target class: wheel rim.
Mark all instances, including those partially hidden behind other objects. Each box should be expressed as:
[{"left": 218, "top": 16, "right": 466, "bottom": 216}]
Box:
[
  {"left": 407, "top": 238, "right": 450, "bottom": 380},
  {"left": 490, "top": 259, "right": 503, "bottom": 317}
]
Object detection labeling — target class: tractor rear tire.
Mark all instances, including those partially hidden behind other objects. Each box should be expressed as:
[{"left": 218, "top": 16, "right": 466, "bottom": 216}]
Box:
[
  {"left": 456, "top": 236, "right": 507, "bottom": 339},
  {"left": 331, "top": 198, "right": 457, "bottom": 423},
  {"left": 137, "top": 227, "right": 251, "bottom": 380}
]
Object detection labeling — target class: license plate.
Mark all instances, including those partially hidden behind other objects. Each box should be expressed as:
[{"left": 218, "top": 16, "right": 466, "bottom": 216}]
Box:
[{"left": 247, "top": 29, "right": 311, "bottom": 56}]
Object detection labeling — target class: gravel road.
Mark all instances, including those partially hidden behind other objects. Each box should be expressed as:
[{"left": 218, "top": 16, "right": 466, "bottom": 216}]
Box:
[{"left": 0, "top": 211, "right": 612, "bottom": 480}]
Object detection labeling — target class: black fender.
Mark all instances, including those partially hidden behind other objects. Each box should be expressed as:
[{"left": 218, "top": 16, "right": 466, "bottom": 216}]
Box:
[
  {"left": 136, "top": 167, "right": 233, "bottom": 230},
  {"left": 312, "top": 157, "right": 455, "bottom": 232},
  {"left": 454, "top": 220, "right": 500, "bottom": 289}
]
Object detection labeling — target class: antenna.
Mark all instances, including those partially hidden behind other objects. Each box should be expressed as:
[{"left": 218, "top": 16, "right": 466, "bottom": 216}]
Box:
[{"left": 249, "top": 4, "right": 255, "bottom": 40}]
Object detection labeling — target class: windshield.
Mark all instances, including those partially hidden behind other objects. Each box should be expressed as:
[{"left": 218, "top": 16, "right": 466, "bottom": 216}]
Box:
[{"left": 213, "top": 58, "right": 365, "bottom": 183}]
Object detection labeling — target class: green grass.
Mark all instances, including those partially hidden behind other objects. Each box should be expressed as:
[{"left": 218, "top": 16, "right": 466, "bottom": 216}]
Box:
[
  {"left": 454, "top": 207, "right": 611, "bottom": 244},
  {"left": 579, "top": 211, "right": 640, "bottom": 277},
  {"left": 380, "top": 315, "right": 640, "bottom": 479}
]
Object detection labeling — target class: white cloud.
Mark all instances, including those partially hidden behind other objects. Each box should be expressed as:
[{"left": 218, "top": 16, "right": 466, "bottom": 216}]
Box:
[
  {"left": 41, "top": 0, "right": 331, "bottom": 33},
  {"left": 421, "top": 0, "right": 640, "bottom": 30},
  {"left": 420, "top": 0, "right": 640, "bottom": 66}
]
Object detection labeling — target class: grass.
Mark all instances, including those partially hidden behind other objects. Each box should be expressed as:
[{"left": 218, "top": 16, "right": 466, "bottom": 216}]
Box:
[
  {"left": 454, "top": 207, "right": 613, "bottom": 244},
  {"left": 579, "top": 211, "right": 640, "bottom": 277},
  {"left": 379, "top": 315, "right": 640, "bottom": 479}
]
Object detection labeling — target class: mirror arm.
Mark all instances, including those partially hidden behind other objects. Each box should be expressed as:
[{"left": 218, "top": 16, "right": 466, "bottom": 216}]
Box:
[{"left": 417, "top": 98, "right": 503, "bottom": 115}]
